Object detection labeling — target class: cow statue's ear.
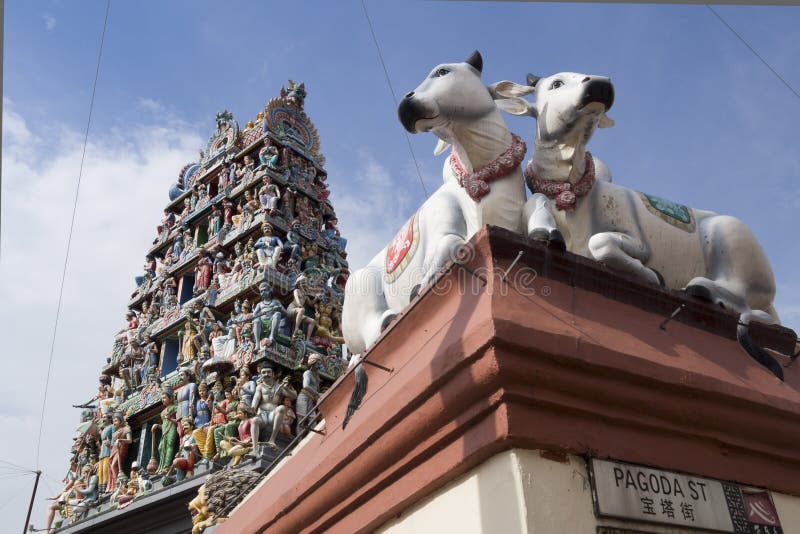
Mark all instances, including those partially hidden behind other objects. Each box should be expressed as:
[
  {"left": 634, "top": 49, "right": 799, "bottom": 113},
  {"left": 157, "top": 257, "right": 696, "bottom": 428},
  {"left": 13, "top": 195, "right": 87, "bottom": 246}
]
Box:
[
  {"left": 433, "top": 137, "right": 452, "bottom": 156},
  {"left": 465, "top": 50, "right": 483, "bottom": 74},
  {"left": 495, "top": 97, "right": 535, "bottom": 117},
  {"left": 526, "top": 73, "right": 541, "bottom": 87},
  {"left": 489, "top": 81, "right": 535, "bottom": 99}
]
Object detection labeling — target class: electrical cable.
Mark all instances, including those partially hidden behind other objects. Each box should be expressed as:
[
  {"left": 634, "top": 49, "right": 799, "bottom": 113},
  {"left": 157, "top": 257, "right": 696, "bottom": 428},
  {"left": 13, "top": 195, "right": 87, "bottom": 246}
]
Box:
[
  {"left": 34, "top": 0, "right": 111, "bottom": 469},
  {"left": 360, "top": 0, "right": 430, "bottom": 198},
  {"left": 706, "top": 5, "right": 800, "bottom": 101}
]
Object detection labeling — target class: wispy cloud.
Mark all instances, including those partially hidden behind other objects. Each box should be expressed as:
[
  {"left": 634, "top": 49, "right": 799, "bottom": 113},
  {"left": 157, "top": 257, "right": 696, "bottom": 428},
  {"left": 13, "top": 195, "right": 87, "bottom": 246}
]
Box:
[
  {"left": 44, "top": 13, "right": 56, "bottom": 32},
  {"left": 0, "top": 105, "right": 202, "bottom": 510},
  {"left": 329, "top": 151, "right": 414, "bottom": 270},
  {"left": 138, "top": 97, "right": 164, "bottom": 112}
]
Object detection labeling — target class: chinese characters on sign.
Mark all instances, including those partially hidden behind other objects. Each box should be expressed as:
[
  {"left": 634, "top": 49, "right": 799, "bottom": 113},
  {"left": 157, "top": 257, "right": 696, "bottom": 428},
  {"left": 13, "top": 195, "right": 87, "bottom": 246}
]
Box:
[{"left": 590, "top": 459, "right": 783, "bottom": 533}]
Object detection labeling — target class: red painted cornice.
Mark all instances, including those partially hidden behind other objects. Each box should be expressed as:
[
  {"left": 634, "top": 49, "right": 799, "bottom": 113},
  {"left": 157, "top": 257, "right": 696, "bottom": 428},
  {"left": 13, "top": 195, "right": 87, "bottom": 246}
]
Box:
[{"left": 219, "top": 227, "right": 800, "bottom": 534}]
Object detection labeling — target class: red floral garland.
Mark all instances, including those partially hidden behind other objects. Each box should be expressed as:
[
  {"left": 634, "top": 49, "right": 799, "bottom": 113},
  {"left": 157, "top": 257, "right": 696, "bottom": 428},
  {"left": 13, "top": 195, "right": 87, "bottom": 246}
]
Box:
[
  {"left": 524, "top": 152, "right": 595, "bottom": 211},
  {"left": 449, "top": 134, "right": 526, "bottom": 202}
]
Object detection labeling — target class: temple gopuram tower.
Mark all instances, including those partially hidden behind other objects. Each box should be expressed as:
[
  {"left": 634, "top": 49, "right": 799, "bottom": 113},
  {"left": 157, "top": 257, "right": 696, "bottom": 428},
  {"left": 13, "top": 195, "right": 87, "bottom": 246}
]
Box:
[{"left": 49, "top": 81, "right": 350, "bottom": 533}]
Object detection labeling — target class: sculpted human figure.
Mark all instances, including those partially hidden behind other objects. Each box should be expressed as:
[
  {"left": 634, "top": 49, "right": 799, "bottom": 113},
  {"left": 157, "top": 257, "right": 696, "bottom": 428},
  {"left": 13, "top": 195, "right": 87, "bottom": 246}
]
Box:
[
  {"left": 236, "top": 367, "right": 256, "bottom": 407},
  {"left": 153, "top": 387, "right": 179, "bottom": 473},
  {"left": 249, "top": 363, "right": 297, "bottom": 456},
  {"left": 107, "top": 413, "right": 132, "bottom": 491},
  {"left": 68, "top": 464, "right": 99, "bottom": 520},
  {"left": 314, "top": 303, "right": 345, "bottom": 345},
  {"left": 286, "top": 274, "right": 316, "bottom": 340},
  {"left": 191, "top": 382, "right": 213, "bottom": 458},
  {"left": 172, "top": 417, "right": 198, "bottom": 481},
  {"left": 254, "top": 222, "right": 284, "bottom": 269},
  {"left": 295, "top": 353, "right": 321, "bottom": 428},
  {"left": 282, "top": 221, "right": 303, "bottom": 263},
  {"left": 97, "top": 414, "right": 113, "bottom": 493},
  {"left": 252, "top": 282, "right": 289, "bottom": 348},
  {"left": 237, "top": 154, "right": 256, "bottom": 183},
  {"left": 258, "top": 176, "right": 281, "bottom": 214},
  {"left": 175, "top": 369, "right": 198, "bottom": 438},
  {"left": 259, "top": 139, "right": 280, "bottom": 169},
  {"left": 195, "top": 251, "right": 214, "bottom": 294},
  {"left": 209, "top": 204, "right": 223, "bottom": 237},
  {"left": 45, "top": 463, "right": 77, "bottom": 532}
]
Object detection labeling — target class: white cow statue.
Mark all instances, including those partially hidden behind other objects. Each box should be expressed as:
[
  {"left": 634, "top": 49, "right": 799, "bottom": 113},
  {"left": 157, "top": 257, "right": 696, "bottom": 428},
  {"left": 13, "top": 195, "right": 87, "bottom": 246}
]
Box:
[
  {"left": 342, "top": 51, "right": 528, "bottom": 355},
  {"left": 494, "top": 72, "right": 784, "bottom": 376}
]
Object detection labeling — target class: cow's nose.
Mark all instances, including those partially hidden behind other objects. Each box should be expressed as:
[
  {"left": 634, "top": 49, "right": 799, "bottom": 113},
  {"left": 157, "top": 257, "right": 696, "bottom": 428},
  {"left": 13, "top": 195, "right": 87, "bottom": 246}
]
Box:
[
  {"left": 404, "top": 91, "right": 415, "bottom": 99},
  {"left": 582, "top": 77, "right": 591, "bottom": 83}
]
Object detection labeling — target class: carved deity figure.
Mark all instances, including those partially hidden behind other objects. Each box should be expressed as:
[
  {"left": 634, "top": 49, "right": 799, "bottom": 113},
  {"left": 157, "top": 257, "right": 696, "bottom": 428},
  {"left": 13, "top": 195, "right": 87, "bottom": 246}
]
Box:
[
  {"left": 97, "top": 414, "right": 113, "bottom": 493},
  {"left": 295, "top": 353, "right": 321, "bottom": 429},
  {"left": 249, "top": 363, "right": 296, "bottom": 456},
  {"left": 259, "top": 140, "right": 280, "bottom": 169},
  {"left": 173, "top": 418, "right": 198, "bottom": 481},
  {"left": 254, "top": 223, "right": 284, "bottom": 270},
  {"left": 252, "top": 282, "right": 289, "bottom": 348},
  {"left": 175, "top": 370, "right": 198, "bottom": 439},
  {"left": 153, "top": 388, "right": 179, "bottom": 473},
  {"left": 258, "top": 176, "right": 281, "bottom": 214},
  {"left": 107, "top": 413, "right": 132, "bottom": 492}
]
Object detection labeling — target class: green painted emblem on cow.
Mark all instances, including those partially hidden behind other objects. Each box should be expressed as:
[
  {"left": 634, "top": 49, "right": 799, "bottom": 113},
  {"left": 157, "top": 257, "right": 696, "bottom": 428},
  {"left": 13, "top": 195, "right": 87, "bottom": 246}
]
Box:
[{"left": 638, "top": 192, "right": 696, "bottom": 232}]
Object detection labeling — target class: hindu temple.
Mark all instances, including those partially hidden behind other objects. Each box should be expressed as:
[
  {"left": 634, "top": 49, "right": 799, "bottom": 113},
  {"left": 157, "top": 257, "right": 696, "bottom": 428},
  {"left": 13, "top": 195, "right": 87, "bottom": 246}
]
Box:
[
  {"left": 46, "top": 81, "right": 349, "bottom": 533},
  {"left": 44, "top": 51, "right": 800, "bottom": 534}
]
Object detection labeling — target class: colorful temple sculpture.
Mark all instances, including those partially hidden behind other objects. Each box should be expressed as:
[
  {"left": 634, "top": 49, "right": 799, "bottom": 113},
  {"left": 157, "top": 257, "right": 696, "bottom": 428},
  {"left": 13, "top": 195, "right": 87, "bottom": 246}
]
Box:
[{"left": 45, "top": 81, "right": 349, "bottom": 533}]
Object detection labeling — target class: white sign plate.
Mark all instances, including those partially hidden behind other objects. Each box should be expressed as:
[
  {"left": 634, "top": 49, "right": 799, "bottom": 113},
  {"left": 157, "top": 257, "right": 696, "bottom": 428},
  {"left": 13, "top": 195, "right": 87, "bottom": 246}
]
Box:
[{"left": 590, "top": 459, "right": 734, "bottom": 532}]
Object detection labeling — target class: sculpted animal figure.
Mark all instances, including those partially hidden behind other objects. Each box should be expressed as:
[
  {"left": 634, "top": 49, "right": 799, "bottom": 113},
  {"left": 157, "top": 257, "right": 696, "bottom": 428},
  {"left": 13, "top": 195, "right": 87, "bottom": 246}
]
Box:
[
  {"left": 495, "top": 72, "right": 783, "bottom": 375},
  {"left": 342, "top": 51, "right": 528, "bottom": 355}
]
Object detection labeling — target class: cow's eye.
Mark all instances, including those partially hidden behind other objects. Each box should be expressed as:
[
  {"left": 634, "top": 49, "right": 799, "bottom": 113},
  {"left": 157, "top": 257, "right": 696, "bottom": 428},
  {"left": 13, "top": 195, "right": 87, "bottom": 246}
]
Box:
[
  {"left": 434, "top": 68, "right": 449, "bottom": 78},
  {"left": 550, "top": 80, "right": 564, "bottom": 90}
]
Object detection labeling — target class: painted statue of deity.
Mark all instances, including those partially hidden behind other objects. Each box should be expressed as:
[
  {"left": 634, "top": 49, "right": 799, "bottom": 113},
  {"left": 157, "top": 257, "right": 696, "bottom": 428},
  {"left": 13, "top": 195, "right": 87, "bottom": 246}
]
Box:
[
  {"left": 295, "top": 353, "right": 321, "bottom": 429},
  {"left": 254, "top": 223, "right": 284, "bottom": 270},
  {"left": 259, "top": 140, "right": 280, "bottom": 169},
  {"left": 152, "top": 387, "right": 179, "bottom": 473},
  {"left": 97, "top": 414, "right": 113, "bottom": 493},
  {"left": 175, "top": 369, "right": 198, "bottom": 439},
  {"left": 190, "top": 382, "right": 214, "bottom": 459},
  {"left": 249, "top": 363, "right": 297, "bottom": 456},
  {"left": 107, "top": 413, "right": 132, "bottom": 492},
  {"left": 195, "top": 251, "right": 214, "bottom": 294},
  {"left": 173, "top": 417, "right": 198, "bottom": 481},
  {"left": 252, "top": 282, "right": 289, "bottom": 348}
]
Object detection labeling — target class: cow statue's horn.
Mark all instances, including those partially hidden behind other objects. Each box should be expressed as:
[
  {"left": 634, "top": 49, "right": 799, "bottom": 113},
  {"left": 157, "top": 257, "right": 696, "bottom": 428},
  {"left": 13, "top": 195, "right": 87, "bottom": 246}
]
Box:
[
  {"left": 466, "top": 50, "right": 483, "bottom": 74},
  {"left": 526, "top": 73, "right": 541, "bottom": 87}
]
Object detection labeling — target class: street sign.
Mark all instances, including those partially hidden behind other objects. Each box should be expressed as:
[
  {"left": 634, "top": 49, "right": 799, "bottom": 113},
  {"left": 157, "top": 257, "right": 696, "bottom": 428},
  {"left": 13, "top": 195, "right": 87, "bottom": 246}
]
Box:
[{"left": 589, "top": 459, "right": 783, "bottom": 533}]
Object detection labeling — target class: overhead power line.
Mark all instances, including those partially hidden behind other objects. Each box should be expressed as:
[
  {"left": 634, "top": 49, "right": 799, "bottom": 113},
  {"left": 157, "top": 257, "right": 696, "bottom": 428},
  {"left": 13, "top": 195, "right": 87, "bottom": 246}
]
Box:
[
  {"left": 34, "top": 0, "right": 111, "bottom": 469},
  {"left": 706, "top": 4, "right": 800, "bottom": 102},
  {"left": 361, "top": 0, "right": 430, "bottom": 198}
]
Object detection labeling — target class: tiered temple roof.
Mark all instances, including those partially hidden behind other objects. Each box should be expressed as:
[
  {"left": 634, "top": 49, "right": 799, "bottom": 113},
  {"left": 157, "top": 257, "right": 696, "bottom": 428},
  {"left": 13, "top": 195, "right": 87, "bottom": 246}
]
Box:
[{"left": 50, "top": 81, "right": 350, "bottom": 532}]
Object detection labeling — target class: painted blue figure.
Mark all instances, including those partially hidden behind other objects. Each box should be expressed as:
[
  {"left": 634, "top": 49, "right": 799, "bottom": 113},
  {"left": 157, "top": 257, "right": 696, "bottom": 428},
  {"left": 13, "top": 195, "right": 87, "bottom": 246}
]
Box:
[{"left": 173, "top": 233, "right": 184, "bottom": 259}]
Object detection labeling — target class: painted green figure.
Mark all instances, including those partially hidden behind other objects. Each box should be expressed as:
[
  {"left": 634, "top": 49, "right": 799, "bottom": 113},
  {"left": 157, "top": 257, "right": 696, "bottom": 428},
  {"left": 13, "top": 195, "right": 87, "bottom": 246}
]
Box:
[{"left": 153, "top": 389, "right": 179, "bottom": 472}]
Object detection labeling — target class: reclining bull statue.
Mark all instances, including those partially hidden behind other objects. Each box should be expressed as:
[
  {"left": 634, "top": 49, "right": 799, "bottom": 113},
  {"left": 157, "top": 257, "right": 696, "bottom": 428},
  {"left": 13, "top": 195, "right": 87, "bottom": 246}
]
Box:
[
  {"left": 493, "top": 71, "right": 785, "bottom": 378},
  {"left": 342, "top": 51, "right": 528, "bottom": 355}
]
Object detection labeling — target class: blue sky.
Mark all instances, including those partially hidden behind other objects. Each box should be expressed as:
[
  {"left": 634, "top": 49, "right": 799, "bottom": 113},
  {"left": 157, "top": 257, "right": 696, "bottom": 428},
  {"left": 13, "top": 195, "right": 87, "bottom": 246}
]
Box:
[{"left": 3, "top": 1, "right": 800, "bottom": 528}]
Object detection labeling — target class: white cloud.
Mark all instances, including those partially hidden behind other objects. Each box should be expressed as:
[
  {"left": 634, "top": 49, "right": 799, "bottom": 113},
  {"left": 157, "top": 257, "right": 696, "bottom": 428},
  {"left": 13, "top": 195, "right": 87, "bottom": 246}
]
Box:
[
  {"left": 2, "top": 99, "right": 38, "bottom": 147},
  {"left": 138, "top": 97, "right": 164, "bottom": 112},
  {"left": 329, "top": 151, "right": 415, "bottom": 270},
  {"left": 0, "top": 105, "right": 202, "bottom": 527},
  {"left": 44, "top": 14, "right": 56, "bottom": 32}
]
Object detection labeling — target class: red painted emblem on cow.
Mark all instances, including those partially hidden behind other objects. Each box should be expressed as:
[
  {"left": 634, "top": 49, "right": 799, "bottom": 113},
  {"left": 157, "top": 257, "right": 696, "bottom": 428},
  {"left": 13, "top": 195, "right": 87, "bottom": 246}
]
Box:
[{"left": 385, "top": 213, "right": 419, "bottom": 282}]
